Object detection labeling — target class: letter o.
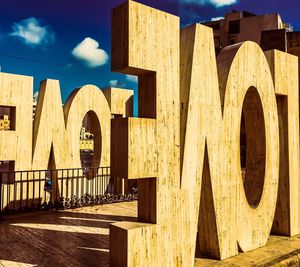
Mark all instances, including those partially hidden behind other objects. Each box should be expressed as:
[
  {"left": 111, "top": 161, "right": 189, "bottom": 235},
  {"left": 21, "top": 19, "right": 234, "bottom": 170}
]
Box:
[
  {"left": 220, "top": 41, "right": 279, "bottom": 252},
  {"left": 64, "top": 85, "right": 111, "bottom": 169}
]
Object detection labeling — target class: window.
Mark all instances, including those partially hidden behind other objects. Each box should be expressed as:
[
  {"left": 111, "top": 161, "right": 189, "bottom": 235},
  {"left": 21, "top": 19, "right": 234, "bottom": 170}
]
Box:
[
  {"left": 229, "top": 39, "right": 235, "bottom": 45},
  {"left": 211, "top": 23, "right": 220, "bottom": 31},
  {"left": 229, "top": 20, "right": 240, "bottom": 34},
  {"left": 270, "top": 35, "right": 279, "bottom": 43}
]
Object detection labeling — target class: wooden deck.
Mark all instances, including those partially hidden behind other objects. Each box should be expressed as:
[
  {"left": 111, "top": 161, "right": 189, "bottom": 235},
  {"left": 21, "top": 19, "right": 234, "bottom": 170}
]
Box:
[
  {"left": 0, "top": 202, "right": 137, "bottom": 267},
  {"left": 1, "top": 202, "right": 300, "bottom": 266}
]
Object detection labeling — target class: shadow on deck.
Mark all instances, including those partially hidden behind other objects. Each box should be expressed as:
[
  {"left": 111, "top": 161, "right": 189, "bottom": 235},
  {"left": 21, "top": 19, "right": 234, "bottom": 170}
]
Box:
[
  {"left": 2, "top": 201, "right": 300, "bottom": 267},
  {"left": 0, "top": 201, "right": 137, "bottom": 267}
]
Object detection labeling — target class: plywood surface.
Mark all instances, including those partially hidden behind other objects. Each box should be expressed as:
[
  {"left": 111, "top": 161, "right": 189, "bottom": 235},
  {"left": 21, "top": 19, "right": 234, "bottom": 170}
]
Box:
[
  {"left": 2, "top": 203, "right": 300, "bottom": 266},
  {"left": 111, "top": 0, "right": 283, "bottom": 263},
  {"left": 0, "top": 202, "right": 137, "bottom": 267}
]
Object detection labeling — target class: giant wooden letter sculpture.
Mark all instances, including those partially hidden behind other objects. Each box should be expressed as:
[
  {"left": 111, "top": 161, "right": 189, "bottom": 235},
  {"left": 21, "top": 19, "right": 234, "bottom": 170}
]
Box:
[
  {"left": 32, "top": 81, "right": 111, "bottom": 198},
  {"left": 265, "top": 50, "right": 300, "bottom": 236},
  {"left": 64, "top": 84, "right": 111, "bottom": 169},
  {"left": 32, "top": 79, "right": 69, "bottom": 170},
  {"left": 110, "top": 1, "right": 184, "bottom": 265},
  {"left": 33, "top": 81, "right": 111, "bottom": 170},
  {"left": 0, "top": 73, "right": 33, "bottom": 207},
  {"left": 0, "top": 75, "right": 127, "bottom": 206},
  {"left": 110, "top": 1, "right": 281, "bottom": 265},
  {"left": 103, "top": 87, "right": 134, "bottom": 194},
  {"left": 0, "top": 73, "right": 32, "bottom": 171},
  {"left": 103, "top": 87, "right": 134, "bottom": 117}
]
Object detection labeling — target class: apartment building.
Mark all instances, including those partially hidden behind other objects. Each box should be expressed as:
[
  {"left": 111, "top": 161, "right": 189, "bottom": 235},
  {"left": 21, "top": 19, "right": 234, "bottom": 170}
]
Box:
[{"left": 202, "top": 10, "right": 288, "bottom": 54}]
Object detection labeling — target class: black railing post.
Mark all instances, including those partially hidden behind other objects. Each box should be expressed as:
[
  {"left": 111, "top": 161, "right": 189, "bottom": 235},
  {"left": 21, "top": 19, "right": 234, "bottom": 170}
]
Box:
[{"left": 26, "top": 171, "right": 29, "bottom": 209}]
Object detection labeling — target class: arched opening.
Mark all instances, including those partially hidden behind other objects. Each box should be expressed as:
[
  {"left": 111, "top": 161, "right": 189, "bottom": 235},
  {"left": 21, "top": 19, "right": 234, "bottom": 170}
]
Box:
[
  {"left": 79, "top": 111, "right": 102, "bottom": 174},
  {"left": 240, "top": 87, "right": 266, "bottom": 207},
  {"left": 240, "top": 112, "right": 246, "bottom": 170}
]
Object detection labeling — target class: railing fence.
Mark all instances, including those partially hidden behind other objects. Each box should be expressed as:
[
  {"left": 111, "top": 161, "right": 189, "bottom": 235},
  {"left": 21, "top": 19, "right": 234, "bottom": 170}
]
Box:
[{"left": 0, "top": 167, "right": 112, "bottom": 216}]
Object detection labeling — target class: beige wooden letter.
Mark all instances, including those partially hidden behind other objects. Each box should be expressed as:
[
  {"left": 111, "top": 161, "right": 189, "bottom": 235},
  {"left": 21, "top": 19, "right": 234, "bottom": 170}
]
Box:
[
  {"left": 64, "top": 84, "right": 111, "bottom": 169},
  {"left": 110, "top": 1, "right": 280, "bottom": 264},
  {"left": 180, "top": 24, "right": 230, "bottom": 259},
  {"left": 0, "top": 73, "right": 33, "bottom": 171},
  {"left": 104, "top": 87, "right": 134, "bottom": 194},
  {"left": 103, "top": 87, "right": 134, "bottom": 117},
  {"left": 265, "top": 50, "right": 300, "bottom": 236},
  {"left": 33, "top": 82, "right": 110, "bottom": 198},
  {"left": 181, "top": 25, "right": 279, "bottom": 259},
  {"left": 111, "top": 117, "right": 157, "bottom": 179},
  {"left": 0, "top": 73, "right": 33, "bottom": 209},
  {"left": 32, "top": 79, "right": 69, "bottom": 170},
  {"left": 33, "top": 81, "right": 111, "bottom": 170},
  {"left": 218, "top": 42, "right": 279, "bottom": 253},
  {"left": 110, "top": 1, "right": 184, "bottom": 265}
]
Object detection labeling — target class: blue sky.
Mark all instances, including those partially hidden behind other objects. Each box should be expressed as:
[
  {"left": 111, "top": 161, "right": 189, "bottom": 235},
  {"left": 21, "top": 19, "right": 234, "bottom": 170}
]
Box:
[{"left": 0, "top": 0, "right": 299, "bottom": 115}]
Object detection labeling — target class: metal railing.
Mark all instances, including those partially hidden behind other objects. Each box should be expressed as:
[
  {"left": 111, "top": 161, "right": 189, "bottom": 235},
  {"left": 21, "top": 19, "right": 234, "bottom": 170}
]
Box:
[{"left": 0, "top": 167, "right": 112, "bottom": 215}]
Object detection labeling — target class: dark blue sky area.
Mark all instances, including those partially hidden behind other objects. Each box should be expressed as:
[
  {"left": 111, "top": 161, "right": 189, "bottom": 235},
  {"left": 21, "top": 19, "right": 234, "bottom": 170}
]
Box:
[{"left": 0, "top": 0, "right": 299, "bottom": 115}]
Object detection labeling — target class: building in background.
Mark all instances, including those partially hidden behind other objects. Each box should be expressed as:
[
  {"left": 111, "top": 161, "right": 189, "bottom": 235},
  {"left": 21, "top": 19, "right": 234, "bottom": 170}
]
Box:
[
  {"left": 0, "top": 106, "right": 13, "bottom": 131},
  {"left": 80, "top": 117, "right": 95, "bottom": 169},
  {"left": 0, "top": 115, "right": 10, "bottom": 131},
  {"left": 202, "top": 10, "right": 289, "bottom": 54},
  {"left": 261, "top": 28, "right": 300, "bottom": 61},
  {"left": 202, "top": 9, "right": 300, "bottom": 73},
  {"left": 80, "top": 126, "right": 94, "bottom": 151},
  {"left": 203, "top": 10, "right": 300, "bottom": 174}
]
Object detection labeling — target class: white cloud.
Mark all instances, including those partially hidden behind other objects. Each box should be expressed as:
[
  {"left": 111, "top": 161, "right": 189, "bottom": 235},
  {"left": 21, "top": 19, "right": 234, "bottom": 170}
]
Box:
[
  {"left": 10, "top": 17, "right": 55, "bottom": 47},
  {"left": 210, "top": 0, "right": 236, "bottom": 7},
  {"left": 181, "top": 0, "right": 237, "bottom": 7},
  {"left": 126, "top": 74, "right": 138, "bottom": 83},
  {"left": 211, "top": 16, "right": 224, "bottom": 21},
  {"left": 109, "top": 80, "right": 118, "bottom": 87},
  {"left": 71, "top": 37, "right": 109, "bottom": 68}
]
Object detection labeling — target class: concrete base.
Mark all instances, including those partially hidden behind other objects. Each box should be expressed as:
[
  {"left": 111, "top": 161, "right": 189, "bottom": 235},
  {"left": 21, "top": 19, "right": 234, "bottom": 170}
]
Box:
[{"left": 196, "top": 234, "right": 300, "bottom": 266}]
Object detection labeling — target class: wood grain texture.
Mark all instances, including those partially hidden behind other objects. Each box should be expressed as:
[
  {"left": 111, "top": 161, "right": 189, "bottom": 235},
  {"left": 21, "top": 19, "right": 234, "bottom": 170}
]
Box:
[
  {"left": 180, "top": 24, "right": 224, "bottom": 259},
  {"left": 181, "top": 25, "right": 279, "bottom": 259},
  {"left": 31, "top": 81, "right": 111, "bottom": 200},
  {"left": 265, "top": 50, "right": 300, "bottom": 236},
  {"left": 2, "top": 202, "right": 300, "bottom": 267},
  {"left": 0, "top": 202, "right": 137, "bottom": 267},
  {"left": 111, "top": 1, "right": 185, "bottom": 265},
  {"left": 110, "top": 1, "right": 281, "bottom": 264},
  {"left": 104, "top": 87, "right": 134, "bottom": 194},
  {"left": 218, "top": 41, "right": 279, "bottom": 254},
  {"left": 1, "top": 76, "right": 130, "bottom": 206},
  {"left": 103, "top": 87, "right": 134, "bottom": 117},
  {"left": 0, "top": 72, "right": 33, "bottom": 171},
  {"left": 32, "top": 79, "right": 68, "bottom": 170},
  {"left": 64, "top": 84, "right": 111, "bottom": 169},
  {"left": 0, "top": 73, "right": 33, "bottom": 209},
  {"left": 0, "top": 1, "right": 298, "bottom": 265},
  {"left": 111, "top": 117, "right": 157, "bottom": 179},
  {"left": 33, "top": 81, "right": 111, "bottom": 170}
]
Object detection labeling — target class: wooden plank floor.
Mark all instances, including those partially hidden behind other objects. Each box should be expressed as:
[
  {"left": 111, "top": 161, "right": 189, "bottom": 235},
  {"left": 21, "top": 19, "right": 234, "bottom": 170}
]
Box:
[
  {"left": 2, "top": 202, "right": 300, "bottom": 266},
  {"left": 0, "top": 202, "right": 137, "bottom": 267}
]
